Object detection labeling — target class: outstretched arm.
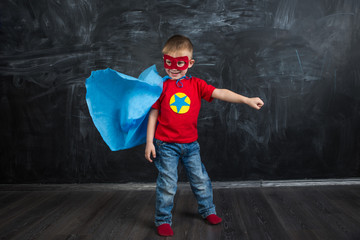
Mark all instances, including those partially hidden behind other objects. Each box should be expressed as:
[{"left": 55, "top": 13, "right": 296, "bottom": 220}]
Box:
[
  {"left": 145, "top": 108, "right": 159, "bottom": 162},
  {"left": 211, "top": 88, "right": 264, "bottom": 110}
]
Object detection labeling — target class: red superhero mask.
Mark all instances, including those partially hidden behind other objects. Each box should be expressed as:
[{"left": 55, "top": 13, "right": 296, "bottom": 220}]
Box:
[{"left": 163, "top": 55, "right": 189, "bottom": 71}]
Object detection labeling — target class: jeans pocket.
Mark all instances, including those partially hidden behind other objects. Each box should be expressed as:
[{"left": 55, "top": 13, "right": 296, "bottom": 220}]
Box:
[
  {"left": 154, "top": 139, "right": 166, "bottom": 147},
  {"left": 154, "top": 139, "right": 168, "bottom": 157},
  {"left": 190, "top": 141, "right": 200, "bottom": 152}
]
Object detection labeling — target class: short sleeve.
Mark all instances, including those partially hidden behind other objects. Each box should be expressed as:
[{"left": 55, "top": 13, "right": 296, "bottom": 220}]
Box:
[
  {"left": 197, "top": 78, "right": 216, "bottom": 102},
  {"left": 152, "top": 98, "right": 160, "bottom": 109}
]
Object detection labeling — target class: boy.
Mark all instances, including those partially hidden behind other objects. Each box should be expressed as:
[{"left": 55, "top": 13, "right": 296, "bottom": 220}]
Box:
[{"left": 145, "top": 35, "right": 264, "bottom": 236}]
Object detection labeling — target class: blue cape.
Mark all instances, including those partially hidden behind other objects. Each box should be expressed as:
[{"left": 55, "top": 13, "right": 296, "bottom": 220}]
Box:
[{"left": 85, "top": 65, "right": 164, "bottom": 151}]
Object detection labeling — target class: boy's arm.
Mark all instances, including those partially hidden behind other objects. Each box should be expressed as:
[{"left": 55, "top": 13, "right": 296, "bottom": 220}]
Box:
[
  {"left": 212, "top": 88, "right": 264, "bottom": 110},
  {"left": 145, "top": 108, "right": 159, "bottom": 162}
]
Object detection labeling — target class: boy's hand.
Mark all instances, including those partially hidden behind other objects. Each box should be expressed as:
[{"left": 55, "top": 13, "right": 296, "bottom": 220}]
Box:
[
  {"left": 145, "top": 142, "right": 156, "bottom": 163},
  {"left": 246, "top": 97, "right": 264, "bottom": 110}
]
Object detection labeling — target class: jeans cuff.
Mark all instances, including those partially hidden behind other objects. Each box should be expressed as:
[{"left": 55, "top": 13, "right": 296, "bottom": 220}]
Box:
[
  {"left": 155, "top": 220, "right": 172, "bottom": 227},
  {"left": 200, "top": 209, "right": 217, "bottom": 219}
]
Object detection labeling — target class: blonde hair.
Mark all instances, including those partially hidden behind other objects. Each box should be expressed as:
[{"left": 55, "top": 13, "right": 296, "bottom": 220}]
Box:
[{"left": 162, "top": 35, "right": 193, "bottom": 57}]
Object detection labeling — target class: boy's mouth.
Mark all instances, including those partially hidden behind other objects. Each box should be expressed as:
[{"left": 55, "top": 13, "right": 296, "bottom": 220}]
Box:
[{"left": 170, "top": 70, "right": 180, "bottom": 74}]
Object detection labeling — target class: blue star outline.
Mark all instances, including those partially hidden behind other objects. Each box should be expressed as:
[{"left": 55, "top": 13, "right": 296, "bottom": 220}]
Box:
[{"left": 170, "top": 94, "right": 190, "bottom": 113}]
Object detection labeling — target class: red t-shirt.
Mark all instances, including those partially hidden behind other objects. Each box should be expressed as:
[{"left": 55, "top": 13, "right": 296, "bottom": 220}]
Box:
[{"left": 152, "top": 76, "right": 216, "bottom": 143}]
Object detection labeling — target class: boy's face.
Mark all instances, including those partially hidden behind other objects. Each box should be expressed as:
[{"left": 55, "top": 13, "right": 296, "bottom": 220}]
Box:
[{"left": 163, "top": 49, "right": 195, "bottom": 80}]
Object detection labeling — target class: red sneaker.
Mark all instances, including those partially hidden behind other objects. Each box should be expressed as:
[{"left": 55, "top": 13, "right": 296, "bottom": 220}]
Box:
[
  {"left": 157, "top": 223, "right": 174, "bottom": 236},
  {"left": 206, "top": 214, "right": 222, "bottom": 225}
]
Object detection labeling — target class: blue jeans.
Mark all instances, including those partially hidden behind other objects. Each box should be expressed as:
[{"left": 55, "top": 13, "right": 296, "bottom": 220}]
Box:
[{"left": 153, "top": 139, "right": 216, "bottom": 226}]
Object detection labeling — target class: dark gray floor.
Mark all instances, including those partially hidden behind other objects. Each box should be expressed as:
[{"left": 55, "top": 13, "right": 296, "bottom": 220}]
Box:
[{"left": 0, "top": 184, "right": 360, "bottom": 240}]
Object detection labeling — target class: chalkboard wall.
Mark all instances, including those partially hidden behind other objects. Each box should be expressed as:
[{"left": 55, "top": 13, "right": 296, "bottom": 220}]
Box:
[{"left": 1, "top": 0, "right": 359, "bottom": 183}]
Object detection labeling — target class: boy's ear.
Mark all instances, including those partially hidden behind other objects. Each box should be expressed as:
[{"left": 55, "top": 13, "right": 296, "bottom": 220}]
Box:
[{"left": 188, "top": 59, "right": 195, "bottom": 68}]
